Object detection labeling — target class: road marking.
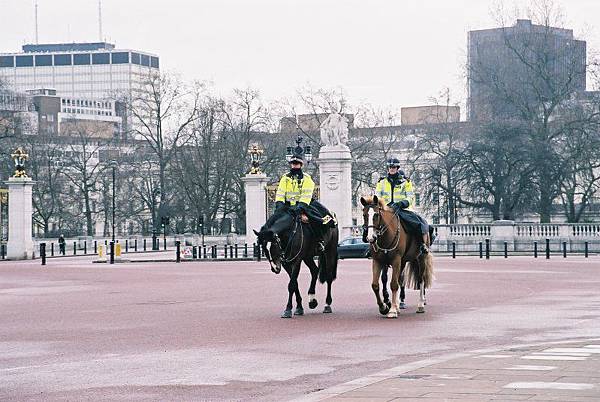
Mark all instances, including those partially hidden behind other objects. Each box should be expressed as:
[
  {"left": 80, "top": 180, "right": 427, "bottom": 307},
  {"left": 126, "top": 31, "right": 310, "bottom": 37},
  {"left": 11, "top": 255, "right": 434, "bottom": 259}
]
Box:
[
  {"left": 545, "top": 347, "right": 600, "bottom": 354},
  {"left": 521, "top": 355, "right": 587, "bottom": 361},
  {"left": 504, "top": 382, "right": 594, "bottom": 390},
  {"left": 475, "top": 354, "right": 512, "bottom": 359},
  {"left": 503, "top": 365, "right": 557, "bottom": 371}
]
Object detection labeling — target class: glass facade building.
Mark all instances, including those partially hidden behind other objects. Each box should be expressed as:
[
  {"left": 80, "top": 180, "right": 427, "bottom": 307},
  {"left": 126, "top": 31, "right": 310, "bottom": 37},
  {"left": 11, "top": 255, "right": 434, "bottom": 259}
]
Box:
[{"left": 0, "top": 42, "right": 159, "bottom": 101}]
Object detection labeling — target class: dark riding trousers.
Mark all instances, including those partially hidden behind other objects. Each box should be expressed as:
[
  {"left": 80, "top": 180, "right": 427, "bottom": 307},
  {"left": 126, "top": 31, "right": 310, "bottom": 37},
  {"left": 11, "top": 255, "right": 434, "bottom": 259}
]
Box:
[{"left": 389, "top": 203, "right": 435, "bottom": 242}]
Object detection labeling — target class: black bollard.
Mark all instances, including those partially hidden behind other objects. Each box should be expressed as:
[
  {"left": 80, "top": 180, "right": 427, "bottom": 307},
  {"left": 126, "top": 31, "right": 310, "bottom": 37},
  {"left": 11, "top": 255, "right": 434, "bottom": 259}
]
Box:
[
  {"left": 51, "top": 242, "right": 54, "bottom": 256},
  {"left": 110, "top": 241, "right": 115, "bottom": 264},
  {"left": 94, "top": 240, "right": 97, "bottom": 254},
  {"left": 235, "top": 244, "right": 238, "bottom": 258},
  {"left": 546, "top": 238, "right": 550, "bottom": 259},
  {"left": 84, "top": 241, "right": 87, "bottom": 255},
  {"left": 125, "top": 239, "right": 129, "bottom": 253},
  {"left": 452, "top": 242, "right": 456, "bottom": 258},
  {"left": 73, "top": 241, "right": 77, "bottom": 255},
  {"left": 40, "top": 243, "right": 46, "bottom": 266},
  {"left": 485, "top": 238, "right": 490, "bottom": 259},
  {"left": 534, "top": 241, "right": 538, "bottom": 258},
  {"left": 244, "top": 243, "right": 248, "bottom": 258},
  {"left": 135, "top": 239, "right": 138, "bottom": 252},
  {"left": 585, "top": 241, "right": 589, "bottom": 258},
  {"left": 504, "top": 241, "right": 508, "bottom": 258},
  {"left": 224, "top": 245, "right": 228, "bottom": 259},
  {"left": 563, "top": 241, "right": 567, "bottom": 258},
  {"left": 230, "top": 245, "right": 234, "bottom": 259},
  {"left": 479, "top": 241, "right": 483, "bottom": 259},
  {"left": 212, "top": 245, "right": 217, "bottom": 259},
  {"left": 203, "top": 245, "right": 207, "bottom": 259},
  {"left": 163, "top": 238, "right": 167, "bottom": 251},
  {"left": 192, "top": 246, "right": 197, "bottom": 259},
  {"left": 176, "top": 241, "right": 181, "bottom": 263},
  {"left": 144, "top": 238, "right": 147, "bottom": 251},
  {"left": 1, "top": 244, "right": 4, "bottom": 259}
]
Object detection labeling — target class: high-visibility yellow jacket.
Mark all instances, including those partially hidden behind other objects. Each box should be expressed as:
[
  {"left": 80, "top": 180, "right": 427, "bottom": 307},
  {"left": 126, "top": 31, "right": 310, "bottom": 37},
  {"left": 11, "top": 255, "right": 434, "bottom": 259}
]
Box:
[
  {"left": 275, "top": 172, "right": 315, "bottom": 206},
  {"left": 375, "top": 176, "right": 415, "bottom": 211}
]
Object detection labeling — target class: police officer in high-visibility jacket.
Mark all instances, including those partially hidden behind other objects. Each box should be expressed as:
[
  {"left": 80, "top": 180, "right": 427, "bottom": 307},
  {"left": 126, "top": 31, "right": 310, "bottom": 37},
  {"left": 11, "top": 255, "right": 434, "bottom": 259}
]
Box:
[
  {"left": 264, "top": 151, "right": 335, "bottom": 252},
  {"left": 371, "top": 157, "right": 433, "bottom": 254}
]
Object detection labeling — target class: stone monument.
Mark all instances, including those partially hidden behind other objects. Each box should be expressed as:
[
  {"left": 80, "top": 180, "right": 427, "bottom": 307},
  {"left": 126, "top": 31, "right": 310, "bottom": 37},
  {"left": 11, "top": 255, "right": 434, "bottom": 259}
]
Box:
[
  {"left": 318, "top": 113, "right": 353, "bottom": 239},
  {"left": 6, "top": 148, "right": 35, "bottom": 260},
  {"left": 242, "top": 144, "right": 269, "bottom": 244}
]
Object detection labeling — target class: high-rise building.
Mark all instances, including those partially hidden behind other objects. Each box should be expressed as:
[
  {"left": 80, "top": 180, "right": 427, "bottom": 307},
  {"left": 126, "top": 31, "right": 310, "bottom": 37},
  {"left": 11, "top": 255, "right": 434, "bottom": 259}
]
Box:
[
  {"left": 0, "top": 42, "right": 159, "bottom": 100},
  {"left": 467, "top": 19, "right": 586, "bottom": 121}
]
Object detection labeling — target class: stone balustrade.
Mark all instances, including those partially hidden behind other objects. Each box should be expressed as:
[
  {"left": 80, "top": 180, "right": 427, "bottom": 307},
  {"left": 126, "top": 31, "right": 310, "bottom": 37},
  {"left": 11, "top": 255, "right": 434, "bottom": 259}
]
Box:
[{"left": 433, "top": 220, "right": 600, "bottom": 253}]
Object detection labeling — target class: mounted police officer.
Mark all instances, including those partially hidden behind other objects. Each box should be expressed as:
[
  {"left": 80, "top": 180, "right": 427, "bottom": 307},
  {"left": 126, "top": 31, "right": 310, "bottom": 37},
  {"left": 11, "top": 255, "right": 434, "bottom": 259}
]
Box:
[
  {"left": 368, "top": 157, "right": 433, "bottom": 254},
  {"left": 263, "top": 151, "right": 336, "bottom": 253}
]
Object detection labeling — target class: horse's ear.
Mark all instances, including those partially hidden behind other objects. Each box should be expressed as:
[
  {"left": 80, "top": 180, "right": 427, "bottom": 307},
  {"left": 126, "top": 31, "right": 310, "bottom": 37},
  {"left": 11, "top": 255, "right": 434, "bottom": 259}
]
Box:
[
  {"left": 253, "top": 229, "right": 260, "bottom": 236},
  {"left": 373, "top": 195, "right": 379, "bottom": 205},
  {"left": 360, "top": 196, "right": 367, "bottom": 206}
]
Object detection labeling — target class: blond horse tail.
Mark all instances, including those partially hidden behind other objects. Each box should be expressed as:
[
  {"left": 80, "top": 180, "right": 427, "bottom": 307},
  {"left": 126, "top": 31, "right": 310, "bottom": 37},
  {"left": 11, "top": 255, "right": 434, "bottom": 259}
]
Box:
[{"left": 404, "top": 252, "right": 434, "bottom": 290}]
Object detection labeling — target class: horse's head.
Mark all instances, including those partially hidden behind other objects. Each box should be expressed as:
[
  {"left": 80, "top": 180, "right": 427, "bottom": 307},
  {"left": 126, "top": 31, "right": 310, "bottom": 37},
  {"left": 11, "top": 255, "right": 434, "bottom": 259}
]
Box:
[
  {"left": 360, "top": 195, "right": 388, "bottom": 242},
  {"left": 253, "top": 228, "right": 283, "bottom": 274}
]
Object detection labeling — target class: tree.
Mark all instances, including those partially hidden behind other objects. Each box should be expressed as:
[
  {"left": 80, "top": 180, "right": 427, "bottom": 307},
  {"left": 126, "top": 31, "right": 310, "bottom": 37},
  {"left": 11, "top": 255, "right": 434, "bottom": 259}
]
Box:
[{"left": 127, "top": 72, "right": 203, "bottom": 230}]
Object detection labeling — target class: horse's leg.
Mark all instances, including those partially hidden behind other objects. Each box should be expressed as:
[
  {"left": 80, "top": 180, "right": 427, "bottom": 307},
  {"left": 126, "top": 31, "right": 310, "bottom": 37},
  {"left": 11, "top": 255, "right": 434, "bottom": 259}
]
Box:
[
  {"left": 304, "top": 256, "right": 319, "bottom": 310},
  {"left": 415, "top": 257, "right": 426, "bottom": 313},
  {"left": 387, "top": 256, "right": 402, "bottom": 318},
  {"left": 399, "top": 264, "right": 406, "bottom": 309},
  {"left": 372, "top": 260, "right": 388, "bottom": 315},
  {"left": 282, "top": 264, "right": 299, "bottom": 318},
  {"left": 323, "top": 280, "right": 333, "bottom": 313},
  {"left": 381, "top": 265, "right": 391, "bottom": 309},
  {"left": 294, "top": 280, "right": 304, "bottom": 316}
]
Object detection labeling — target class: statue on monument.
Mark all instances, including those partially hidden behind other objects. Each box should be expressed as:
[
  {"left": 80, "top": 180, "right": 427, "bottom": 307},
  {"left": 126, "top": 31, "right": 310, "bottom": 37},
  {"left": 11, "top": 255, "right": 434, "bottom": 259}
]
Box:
[
  {"left": 10, "top": 147, "right": 29, "bottom": 178},
  {"left": 319, "top": 113, "right": 349, "bottom": 148}
]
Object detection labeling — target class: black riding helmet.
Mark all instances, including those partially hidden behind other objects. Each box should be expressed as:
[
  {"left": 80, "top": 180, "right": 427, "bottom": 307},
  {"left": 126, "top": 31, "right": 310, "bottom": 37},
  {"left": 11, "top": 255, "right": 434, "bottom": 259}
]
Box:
[{"left": 386, "top": 157, "right": 401, "bottom": 168}]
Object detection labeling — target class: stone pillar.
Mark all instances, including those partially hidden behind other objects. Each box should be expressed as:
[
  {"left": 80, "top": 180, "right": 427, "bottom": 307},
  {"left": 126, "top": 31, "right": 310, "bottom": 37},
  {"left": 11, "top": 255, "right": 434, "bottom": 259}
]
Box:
[
  {"left": 318, "top": 145, "right": 353, "bottom": 240},
  {"left": 490, "top": 220, "right": 516, "bottom": 252},
  {"left": 242, "top": 173, "right": 270, "bottom": 244},
  {"left": 6, "top": 177, "right": 35, "bottom": 260}
]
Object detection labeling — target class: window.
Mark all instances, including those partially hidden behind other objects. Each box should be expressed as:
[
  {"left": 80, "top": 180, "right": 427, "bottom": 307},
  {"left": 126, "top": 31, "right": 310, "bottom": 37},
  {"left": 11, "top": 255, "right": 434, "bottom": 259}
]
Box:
[
  {"left": 140, "top": 54, "right": 150, "bottom": 66},
  {"left": 0, "top": 56, "right": 14, "bottom": 67},
  {"left": 111, "top": 52, "right": 129, "bottom": 64},
  {"left": 150, "top": 56, "right": 159, "bottom": 68},
  {"left": 131, "top": 52, "right": 141, "bottom": 65},
  {"left": 15, "top": 55, "right": 34, "bottom": 67},
  {"left": 92, "top": 53, "right": 110, "bottom": 65},
  {"left": 54, "top": 54, "right": 72, "bottom": 66},
  {"left": 73, "top": 53, "right": 91, "bottom": 65},
  {"left": 35, "top": 55, "right": 52, "bottom": 66}
]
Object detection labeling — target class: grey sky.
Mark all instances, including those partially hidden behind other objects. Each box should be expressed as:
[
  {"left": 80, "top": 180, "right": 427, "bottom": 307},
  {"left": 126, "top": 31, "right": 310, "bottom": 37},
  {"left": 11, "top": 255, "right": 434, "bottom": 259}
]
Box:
[{"left": 1, "top": 0, "right": 599, "bottom": 112}]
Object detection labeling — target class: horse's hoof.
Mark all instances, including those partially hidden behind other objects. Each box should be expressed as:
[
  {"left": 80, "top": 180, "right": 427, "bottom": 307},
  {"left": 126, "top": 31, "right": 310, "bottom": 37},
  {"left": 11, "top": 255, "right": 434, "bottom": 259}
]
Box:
[
  {"left": 399, "top": 302, "right": 406, "bottom": 309},
  {"left": 294, "top": 307, "right": 304, "bottom": 316},
  {"left": 308, "top": 300, "right": 318, "bottom": 309},
  {"left": 385, "top": 300, "right": 392, "bottom": 309},
  {"left": 281, "top": 309, "right": 292, "bottom": 318},
  {"left": 323, "top": 305, "right": 332, "bottom": 314},
  {"left": 416, "top": 306, "right": 425, "bottom": 314},
  {"left": 379, "top": 305, "right": 390, "bottom": 316},
  {"left": 387, "top": 311, "right": 398, "bottom": 319}
]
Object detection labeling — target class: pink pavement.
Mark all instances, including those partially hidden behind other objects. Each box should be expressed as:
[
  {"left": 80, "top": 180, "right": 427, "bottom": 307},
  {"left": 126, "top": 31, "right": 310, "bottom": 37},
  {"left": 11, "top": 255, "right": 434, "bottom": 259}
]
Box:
[{"left": 1, "top": 255, "right": 599, "bottom": 401}]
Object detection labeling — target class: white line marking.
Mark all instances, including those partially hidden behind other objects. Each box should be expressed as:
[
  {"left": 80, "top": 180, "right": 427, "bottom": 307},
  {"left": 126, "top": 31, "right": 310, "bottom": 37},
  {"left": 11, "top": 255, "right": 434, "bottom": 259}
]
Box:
[
  {"left": 503, "top": 365, "right": 557, "bottom": 371},
  {"left": 545, "top": 348, "right": 600, "bottom": 354},
  {"left": 475, "top": 354, "right": 512, "bottom": 359},
  {"left": 521, "top": 356, "right": 586, "bottom": 361},
  {"left": 504, "top": 382, "right": 594, "bottom": 390}
]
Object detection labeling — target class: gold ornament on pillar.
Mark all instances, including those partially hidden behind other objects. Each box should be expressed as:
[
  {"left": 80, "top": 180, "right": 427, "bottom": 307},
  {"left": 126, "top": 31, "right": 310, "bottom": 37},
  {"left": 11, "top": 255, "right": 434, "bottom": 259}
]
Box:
[
  {"left": 10, "top": 147, "right": 29, "bottom": 178},
  {"left": 248, "top": 144, "right": 264, "bottom": 174}
]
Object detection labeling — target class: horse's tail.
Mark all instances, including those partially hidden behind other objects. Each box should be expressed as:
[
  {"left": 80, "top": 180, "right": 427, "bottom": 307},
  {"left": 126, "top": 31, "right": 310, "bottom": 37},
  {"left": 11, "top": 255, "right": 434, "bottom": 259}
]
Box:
[
  {"left": 319, "top": 227, "right": 338, "bottom": 284},
  {"left": 404, "top": 252, "right": 434, "bottom": 290}
]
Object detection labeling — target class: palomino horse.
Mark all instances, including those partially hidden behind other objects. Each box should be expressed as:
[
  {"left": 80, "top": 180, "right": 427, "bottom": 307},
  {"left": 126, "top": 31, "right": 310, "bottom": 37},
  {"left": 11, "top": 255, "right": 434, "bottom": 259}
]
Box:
[
  {"left": 360, "top": 195, "right": 434, "bottom": 318},
  {"left": 254, "top": 213, "right": 338, "bottom": 318}
]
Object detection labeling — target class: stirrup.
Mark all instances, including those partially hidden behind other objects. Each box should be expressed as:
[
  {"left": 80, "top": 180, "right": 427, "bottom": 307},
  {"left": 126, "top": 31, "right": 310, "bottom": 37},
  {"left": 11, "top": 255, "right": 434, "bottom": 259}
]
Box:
[
  {"left": 317, "top": 241, "right": 326, "bottom": 252},
  {"left": 418, "top": 243, "right": 429, "bottom": 256}
]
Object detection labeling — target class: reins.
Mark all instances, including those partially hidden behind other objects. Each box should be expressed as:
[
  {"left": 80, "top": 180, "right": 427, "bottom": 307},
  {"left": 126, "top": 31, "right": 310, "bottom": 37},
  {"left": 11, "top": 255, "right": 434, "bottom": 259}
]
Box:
[{"left": 364, "top": 204, "right": 402, "bottom": 254}]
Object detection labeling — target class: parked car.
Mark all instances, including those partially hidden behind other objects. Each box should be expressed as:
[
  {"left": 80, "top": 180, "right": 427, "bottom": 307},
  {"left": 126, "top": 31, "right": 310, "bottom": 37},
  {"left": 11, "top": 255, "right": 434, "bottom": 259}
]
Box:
[{"left": 337, "top": 236, "right": 369, "bottom": 259}]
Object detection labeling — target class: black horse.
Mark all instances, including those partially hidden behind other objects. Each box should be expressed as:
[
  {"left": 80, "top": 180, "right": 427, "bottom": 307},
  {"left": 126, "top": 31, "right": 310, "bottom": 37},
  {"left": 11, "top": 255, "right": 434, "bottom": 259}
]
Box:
[{"left": 254, "top": 212, "right": 338, "bottom": 318}]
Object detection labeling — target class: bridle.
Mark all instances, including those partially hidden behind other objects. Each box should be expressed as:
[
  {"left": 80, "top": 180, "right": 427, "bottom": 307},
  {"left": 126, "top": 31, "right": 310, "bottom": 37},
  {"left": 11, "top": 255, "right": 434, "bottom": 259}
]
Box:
[
  {"left": 261, "top": 218, "right": 304, "bottom": 266},
  {"left": 363, "top": 202, "right": 401, "bottom": 254}
]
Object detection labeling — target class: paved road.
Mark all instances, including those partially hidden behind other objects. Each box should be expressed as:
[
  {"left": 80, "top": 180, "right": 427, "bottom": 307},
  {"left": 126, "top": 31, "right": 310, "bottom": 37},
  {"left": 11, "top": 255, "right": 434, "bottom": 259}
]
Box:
[{"left": 1, "top": 255, "right": 599, "bottom": 401}]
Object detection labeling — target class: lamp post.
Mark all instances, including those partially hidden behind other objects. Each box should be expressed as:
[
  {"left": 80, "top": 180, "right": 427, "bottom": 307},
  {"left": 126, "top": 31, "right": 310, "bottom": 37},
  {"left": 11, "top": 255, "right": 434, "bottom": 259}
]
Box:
[
  {"left": 110, "top": 160, "right": 118, "bottom": 243},
  {"left": 286, "top": 136, "right": 312, "bottom": 163}
]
